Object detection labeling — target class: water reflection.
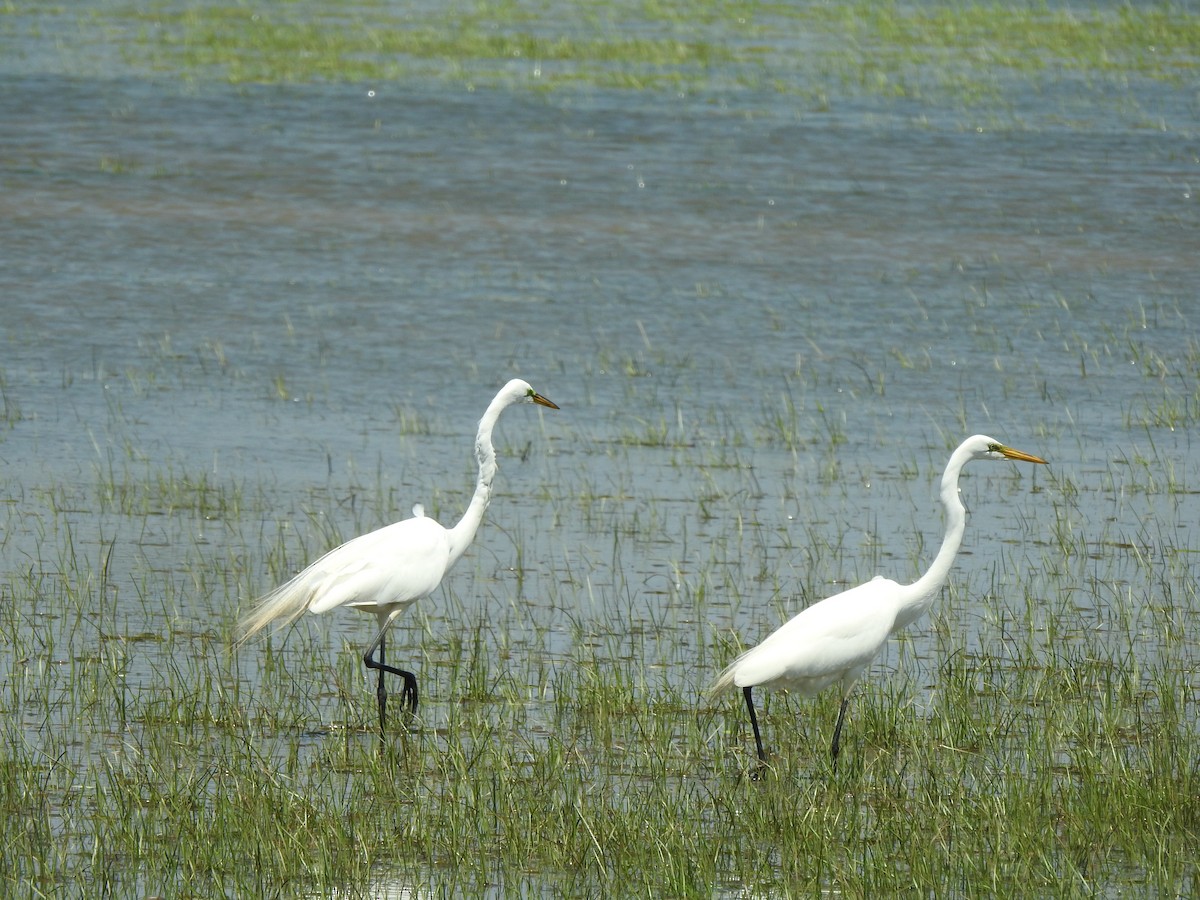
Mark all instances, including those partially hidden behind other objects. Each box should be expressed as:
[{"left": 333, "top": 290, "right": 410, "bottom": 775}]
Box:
[{"left": 327, "top": 880, "right": 432, "bottom": 900}]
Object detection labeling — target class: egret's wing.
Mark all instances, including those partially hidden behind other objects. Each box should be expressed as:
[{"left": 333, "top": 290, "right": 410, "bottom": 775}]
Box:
[
  {"left": 305, "top": 516, "right": 452, "bottom": 614},
  {"left": 726, "top": 577, "right": 900, "bottom": 692},
  {"left": 238, "top": 513, "right": 451, "bottom": 641}
]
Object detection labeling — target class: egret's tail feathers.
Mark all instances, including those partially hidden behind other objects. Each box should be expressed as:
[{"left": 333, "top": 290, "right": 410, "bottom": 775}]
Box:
[
  {"left": 707, "top": 661, "right": 740, "bottom": 698},
  {"left": 236, "top": 574, "right": 316, "bottom": 647}
]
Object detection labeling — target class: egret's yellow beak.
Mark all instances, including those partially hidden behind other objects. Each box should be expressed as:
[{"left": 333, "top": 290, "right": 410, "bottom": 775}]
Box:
[
  {"left": 999, "top": 445, "right": 1047, "bottom": 465},
  {"left": 530, "top": 391, "right": 559, "bottom": 410}
]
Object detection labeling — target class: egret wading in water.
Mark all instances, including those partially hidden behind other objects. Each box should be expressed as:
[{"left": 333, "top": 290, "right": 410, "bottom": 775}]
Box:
[
  {"left": 710, "top": 435, "right": 1046, "bottom": 769},
  {"left": 238, "top": 379, "right": 559, "bottom": 736}
]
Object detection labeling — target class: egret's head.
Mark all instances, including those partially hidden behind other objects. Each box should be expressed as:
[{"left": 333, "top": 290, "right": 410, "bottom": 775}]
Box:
[
  {"left": 968, "top": 434, "right": 1047, "bottom": 465},
  {"left": 501, "top": 378, "right": 559, "bottom": 410}
]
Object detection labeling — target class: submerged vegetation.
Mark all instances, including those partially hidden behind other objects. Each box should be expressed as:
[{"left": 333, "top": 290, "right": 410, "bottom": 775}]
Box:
[
  {"left": 1, "top": 303, "right": 1198, "bottom": 895},
  {"left": 1, "top": 478, "right": 1198, "bottom": 897},
  {"left": 7, "top": 0, "right": 1197, "bottom": 97}
]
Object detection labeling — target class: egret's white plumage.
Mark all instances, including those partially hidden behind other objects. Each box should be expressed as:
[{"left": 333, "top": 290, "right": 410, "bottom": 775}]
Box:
[
  {"left": 711, "top": 434, "right": 1046, "bottom": 768},
  {"left": 238, "top": 378, "right": 558, "bottom": 734}
]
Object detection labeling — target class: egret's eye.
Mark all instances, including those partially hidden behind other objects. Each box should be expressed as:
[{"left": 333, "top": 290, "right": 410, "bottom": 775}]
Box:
[{"left": 987, "top": 442, "right": 1002, "bottom": 453}]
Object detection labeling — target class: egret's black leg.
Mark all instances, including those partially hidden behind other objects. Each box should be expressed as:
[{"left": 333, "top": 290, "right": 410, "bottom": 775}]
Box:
[
  {"left": 378, "top": 668, "right": 387, "bottom": 732},
  {"left": 401, "top": 670, "right": 418, "bottom": 715},
  {"left": 376, "top": 629, "right": 389, "bottom": 732},
  {"left": 743, "top": 686, "right": 767, "bottom": 764},
  {"left": 364, "top": 623, "right": 418, "bottom": 737},
  {"left": 830, "top": 695, "right": 850, "bottom": 772}
]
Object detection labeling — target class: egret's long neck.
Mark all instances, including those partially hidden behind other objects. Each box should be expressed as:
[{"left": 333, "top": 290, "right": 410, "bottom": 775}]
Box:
[
  {"left": 446, "top": 399, "right": 504, "bottom": 567},
  {"left": 894, "top": 447, "right": 972, "bottom": 632}
]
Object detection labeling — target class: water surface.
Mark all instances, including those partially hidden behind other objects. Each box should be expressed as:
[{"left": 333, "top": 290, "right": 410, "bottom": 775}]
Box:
[{"left": 1, "top": 2, "right": 1197, "bottom": 894}]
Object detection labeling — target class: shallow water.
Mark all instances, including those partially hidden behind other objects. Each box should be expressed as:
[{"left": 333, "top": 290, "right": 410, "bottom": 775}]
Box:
[{"left": 1, "top": 2, "right": 1198, "bottom": 894}]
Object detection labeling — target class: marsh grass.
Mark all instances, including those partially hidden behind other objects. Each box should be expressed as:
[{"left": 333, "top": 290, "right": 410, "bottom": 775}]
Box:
[
  {"left": 124, "top": 3, "right": 737, "bottom": 88},
  {"left": 2, "top": 449, "right": 1197, "bottom": 898},
  {"left": 56, "top": 0, "right": 1197, "bottom": 102},
  {"left": 1, "top": 3, "right": 1197, "bottom": 894},
  {"left": 813, "top": 1, "right": 1200, "bottom": 79}
]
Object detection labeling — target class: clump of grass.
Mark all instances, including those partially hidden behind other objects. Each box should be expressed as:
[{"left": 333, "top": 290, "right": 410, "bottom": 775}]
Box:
[
  {"left": 2, "top": 411, "right": 1198, "bottom": 898},
  {"left": 7, "top": 555, "right": 1197, "bottom": 897},
  {"left": 816, "top": 0, "right": 1200, "bottom": 82},
  {"left": 126, "top": 4, "right": 736, "bottom": 87},
  {"left": 70, "top": 0, "right": 1197, "bottom": 101}
]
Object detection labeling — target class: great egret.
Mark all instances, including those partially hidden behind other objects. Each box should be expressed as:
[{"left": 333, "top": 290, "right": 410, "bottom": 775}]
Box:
[
  {"left": 710, "top": 434, "right": 1046, "bottom": 769},
  {"left": 238, "top": 379, "right": 559, "bottom": 735}
]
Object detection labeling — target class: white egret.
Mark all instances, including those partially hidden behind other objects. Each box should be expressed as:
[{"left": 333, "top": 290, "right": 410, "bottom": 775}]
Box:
[
  {"left": 710, "top": 434, "right": 1046, "bottom": 769},
  {"left": 238, "top": 379, "right": 559, "bottom": 735}
]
